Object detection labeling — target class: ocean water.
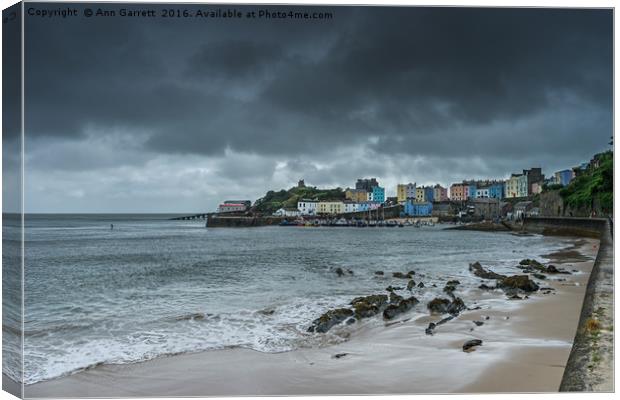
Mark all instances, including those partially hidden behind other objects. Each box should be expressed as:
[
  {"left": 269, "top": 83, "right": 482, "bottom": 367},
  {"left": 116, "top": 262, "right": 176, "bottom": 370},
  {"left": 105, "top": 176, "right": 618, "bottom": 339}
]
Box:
[{"left": 3, "top": 214, "right": 573, "bottom": 384}]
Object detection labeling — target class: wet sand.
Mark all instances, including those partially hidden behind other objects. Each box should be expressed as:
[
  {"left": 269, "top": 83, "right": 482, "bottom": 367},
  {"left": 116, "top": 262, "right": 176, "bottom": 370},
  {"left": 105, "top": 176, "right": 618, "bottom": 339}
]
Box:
[{"left": 24, "top": 237, "right": 599, "bottom": 397}]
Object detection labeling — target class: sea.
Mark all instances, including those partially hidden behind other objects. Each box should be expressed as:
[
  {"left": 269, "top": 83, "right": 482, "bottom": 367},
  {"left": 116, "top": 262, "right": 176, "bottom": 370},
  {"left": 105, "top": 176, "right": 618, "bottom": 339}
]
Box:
[{"left": 2, "top": 214, "right": 574, "bottom": 384}]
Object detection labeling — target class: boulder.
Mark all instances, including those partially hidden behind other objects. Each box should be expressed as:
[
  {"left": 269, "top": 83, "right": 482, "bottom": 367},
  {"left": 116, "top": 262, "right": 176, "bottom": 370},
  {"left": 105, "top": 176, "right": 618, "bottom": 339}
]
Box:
[
  {"left": 469, "top": 262, "right": 506, "bottom": 280},
  {"left": 393, "top": 272, "right": 413, "bottom": 279},
  {"left": 478, "top": 284, "right": 495, "bottom": 290},
  {"left": 352, "top": 302, "right": 379, "bottom": 318},
  {"left": 307, "top": 308, "right": 354, "bottom": 333},
  {"left": 407, "top": 279, "right": 416, "bottom": 291},
  {"left": 350, "top": 294, "right": 388, "bottom": 319},
  {"left": 417, "top": 282, "right": 425, "bottom": 288},
  {"left": 473, "top": 320, "right": 484, "bottom": 326},
  {"left": 498, "top": 275, "right": 540, "bottom": 292},
  {"left": 386, "top": 285, "right": 403, "bottom": 292},
  {"left": 463, "top": 339, "right": 483, "bottom": 352},
  {"left": 427, "top": 297, "right": 466, "bottom": 315},
  {"left": 446, "top": 280, "right": 461, "bottom": 286},
  {"left": 425, "top": 315, "right": 455, "bottom": 335},
  {"left": 389, "top": 292, "right": 404, "bottom": 304},
  {"left": 383, "top": 296, "right": 419, "bottom": 320},
  {"left": 335, "top": 267, "right": 345, "bottom": 277},
  {"left": 546, "top": 265, "right": 571, "bottom": 274},
  {"left": 427, "top": 298, "right": 450, "bottom": 314},
  {"left": 447, "top": 297, "right": 466, "bottom": 315},
  {"left": 374, "top": 271, "right": 384, "bottom": 276},
  {"left": 407, "top": 270, "right": 416, "bottom": 276}
]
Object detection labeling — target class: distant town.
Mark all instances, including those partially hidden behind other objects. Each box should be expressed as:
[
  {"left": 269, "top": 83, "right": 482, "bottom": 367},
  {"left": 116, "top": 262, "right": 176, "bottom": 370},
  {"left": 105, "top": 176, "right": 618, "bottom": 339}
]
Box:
[{"left": 212, "top": 151, "right": 610, "bottom": 223}]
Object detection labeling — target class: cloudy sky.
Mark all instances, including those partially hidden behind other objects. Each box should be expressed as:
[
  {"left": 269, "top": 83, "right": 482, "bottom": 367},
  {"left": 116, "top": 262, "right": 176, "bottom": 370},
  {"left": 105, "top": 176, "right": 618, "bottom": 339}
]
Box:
[{"left": 4, "top": 4, "right": 613, "bottom": 213}]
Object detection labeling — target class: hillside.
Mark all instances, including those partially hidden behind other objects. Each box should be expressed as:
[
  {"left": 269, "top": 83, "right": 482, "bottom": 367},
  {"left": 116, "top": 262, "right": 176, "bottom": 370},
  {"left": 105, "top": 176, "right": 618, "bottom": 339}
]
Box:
[
  {"left": 560, "top": 151, "right": 613, "bottom": 214},
  {"left": 252, "top": 186, "right": 346, "bottom": 214}
]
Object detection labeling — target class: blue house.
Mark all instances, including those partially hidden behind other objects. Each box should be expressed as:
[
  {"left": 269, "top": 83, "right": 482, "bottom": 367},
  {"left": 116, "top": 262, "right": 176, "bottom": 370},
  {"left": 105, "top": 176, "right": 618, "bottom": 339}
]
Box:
[
  {"left": 404, "top": 201, "right": 433, "bottom": 217},
  {"left": 372, "top": 186, "right": 385, "bottom": 203},
  {"left": 488, "top": 183, "right": 505, "bottom": 199},
  {"left": 468, "top": 184, "right": 477, "bottom": 199},
  {"left": 423, "top": 187, "right": 434, "bottom": 203}
]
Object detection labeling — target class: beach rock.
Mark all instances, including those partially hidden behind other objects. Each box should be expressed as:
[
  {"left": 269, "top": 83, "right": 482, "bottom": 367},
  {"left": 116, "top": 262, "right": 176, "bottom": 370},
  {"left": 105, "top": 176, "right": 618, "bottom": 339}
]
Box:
[
  {"left": 389, "top": 292, "right": 404, "bottom": 304},
  {"left": 407, "top": 270, "right": 416, "bottom": 276},
  {"left": 532, "top": 273, "right": 547, "bottom": 280},
  {"left": 386, "top": 285, "right": 403, "bottom": 292},
  {"left": 519, "top": 259, "right": 544, "bottom": 268},
  {"left": 478, "top": 283, "right": 495, "bottom": 290},
  {"left": 427, "top": 298, "right": 451, "bottom": 314},
  {"left": 508, "top": 294, "right": 523, "bottom": 300},
  {"left": 374, "top": 271, "right": 384, "bottom": 276},
  {"left": 350, "top": 294, "right": 388, "bottom": 308},
  {"left": 350, "top": 294, "right": 388, "bottom": 319},
  {"left": 463, "top": 339, "right": 483, "bottom": 352},
  {"left": 469, "top": 262, "right": 506, "bottom": 280},
  {"left": 352, "top": 302, "right": 380, "bottom": 319},
  {"left": 347, "top": 269, "right": 354, "bottom": 275},
  {"left": 308, "top": 308, "right": 354, "bottom": 333},
  {"left": 383, "top": 296, "right": 419, "bottom": 320},
  {"left": 425, "top": 322, "right": 436, "bottom": 335},
  {"left": 417, "top": 282, "right": 425, "bottom": 288},
  {"left": 335, "top": 267, "right": 345, "bottom": 277},
  {"left": 446, "top": 280, "right": 461, "bottom": 286},
  {"left": 393, "top": 272, "right": 413, "bottom": 279},
  {"left": 473, "top": 320, "right": 484, "bottom": 326},
  {"left": 346, "top": 317, "right": 356, "bottom": 325},
  {"left": 332, "top": 353, "right": 349, "bottom": 359},
  {"left": 498, "top": 275, "right": 540, "bottom": 292},
  {"left": 545, "top": 265, "right": 571, "bottom": 274},
  {"left": 447, "top": 297, "right": 466, "bottom": 315},
  {"left": 443, "top": 284, "right": 457, "bottom": 296},
  {"left": 407, "top": 279, "right": 416, "bottom": 291}
]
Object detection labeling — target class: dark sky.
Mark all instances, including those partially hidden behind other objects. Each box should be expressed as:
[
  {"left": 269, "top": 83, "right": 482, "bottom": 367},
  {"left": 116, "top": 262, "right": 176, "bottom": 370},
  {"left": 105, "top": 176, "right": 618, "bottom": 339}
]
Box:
[{"left": 5, "top": 3, "right": 613, "bottom": 212}]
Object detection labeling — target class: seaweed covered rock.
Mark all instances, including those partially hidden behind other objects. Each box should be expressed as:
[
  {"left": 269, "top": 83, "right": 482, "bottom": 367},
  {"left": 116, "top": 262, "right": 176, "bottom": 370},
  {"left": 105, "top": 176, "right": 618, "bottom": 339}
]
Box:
[
  {"left": 427, "top": 298, "right": 451, "bottom": 314},
  {"left": 447, "top": 297, "right": 466, "bottom": 315},
  {"left": 498, "top": 275, "right": 539, "bottom": 292},
  {"left": 389, "top": 292, "right": 404, "bottom": 304},
  {"left": 308, "top": 308, "right": 354, "bottom": 333},
  {"left": 427, "top": 297, "right": 466, "bottom": 315},
  {"left": 383, "top": 296, "right": 419, "bottom": 320},
  {"left": 350, "top": 294, "right": 388, "bottom": 319},
  {"left": 469, "top": 262, "right": 506, "bottom": 280}
]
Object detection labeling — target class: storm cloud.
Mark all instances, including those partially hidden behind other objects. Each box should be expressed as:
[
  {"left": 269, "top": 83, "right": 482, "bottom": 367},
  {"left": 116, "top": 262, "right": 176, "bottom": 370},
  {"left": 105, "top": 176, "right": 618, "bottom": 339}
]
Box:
[{"left": 8, "top": 4, "right": 613, "bottom": 212}]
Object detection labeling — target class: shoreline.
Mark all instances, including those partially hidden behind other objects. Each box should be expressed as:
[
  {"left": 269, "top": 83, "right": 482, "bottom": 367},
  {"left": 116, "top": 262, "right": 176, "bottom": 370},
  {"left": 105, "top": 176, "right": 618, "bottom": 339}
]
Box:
[{"left": 22, "top": 234, "right": 601, "bottom": 397}]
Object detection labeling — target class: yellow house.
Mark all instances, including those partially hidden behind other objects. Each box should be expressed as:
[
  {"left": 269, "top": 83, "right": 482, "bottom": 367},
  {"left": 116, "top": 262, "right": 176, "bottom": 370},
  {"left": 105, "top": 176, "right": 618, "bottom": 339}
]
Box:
[
  {"left": 415, "top": 187, "right": 426, "bottom": 202},
  {"left": 317, "top": 201, "right": 344, "bottom": 215},
  {"left": 397, "top": 183, "right": 416, "bottom": 203},
  {"left": 345, "top": 189, "right": 368, "bottom": 203}
]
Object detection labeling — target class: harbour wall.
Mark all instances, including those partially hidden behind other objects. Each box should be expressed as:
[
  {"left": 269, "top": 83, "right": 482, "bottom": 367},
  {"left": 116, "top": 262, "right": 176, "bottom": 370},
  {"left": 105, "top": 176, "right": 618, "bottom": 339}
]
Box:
[{"left": 521, "top": 216, "right": 607, "bottom": 238}]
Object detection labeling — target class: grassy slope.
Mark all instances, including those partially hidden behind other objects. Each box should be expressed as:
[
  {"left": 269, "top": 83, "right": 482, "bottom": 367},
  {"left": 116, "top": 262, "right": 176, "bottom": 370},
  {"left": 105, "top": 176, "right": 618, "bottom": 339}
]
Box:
[
  {"left": 252, "top": 186, "right": 346, "bottom": 214},
  {"left": 559, "top": 151, "right": 613, "bottom": 213}
]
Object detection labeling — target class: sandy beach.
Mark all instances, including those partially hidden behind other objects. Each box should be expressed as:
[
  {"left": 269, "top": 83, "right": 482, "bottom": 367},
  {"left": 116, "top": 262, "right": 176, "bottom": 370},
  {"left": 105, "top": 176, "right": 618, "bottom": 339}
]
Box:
[{"left": 19, "top": 236, "right": 600, "bottom": 397}]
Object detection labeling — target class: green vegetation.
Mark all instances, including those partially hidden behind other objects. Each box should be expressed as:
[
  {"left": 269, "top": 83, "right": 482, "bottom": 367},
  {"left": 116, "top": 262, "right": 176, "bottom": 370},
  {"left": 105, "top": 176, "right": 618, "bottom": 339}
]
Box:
[
  {"left": 560, "top": 151, "right": 613, "bottom": 213},
  {"left": 252, "top": 185, "right": 346, "bottom": 214}
]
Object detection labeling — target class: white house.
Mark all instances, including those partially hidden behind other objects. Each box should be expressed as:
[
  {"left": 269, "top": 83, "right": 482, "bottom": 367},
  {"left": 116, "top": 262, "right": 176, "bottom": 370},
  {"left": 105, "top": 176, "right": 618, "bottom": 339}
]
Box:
[
  {"left": 297, "top": 199, "right": 318, "bottom": 215},
  {"left": 343, "top": 202, "right": 359, "bottom": 213}
]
